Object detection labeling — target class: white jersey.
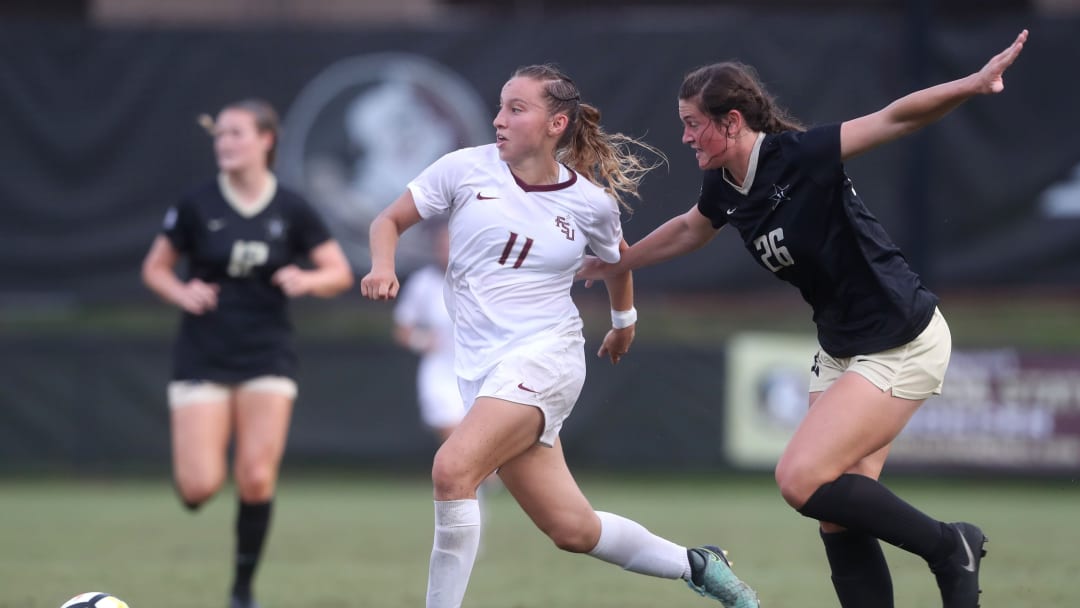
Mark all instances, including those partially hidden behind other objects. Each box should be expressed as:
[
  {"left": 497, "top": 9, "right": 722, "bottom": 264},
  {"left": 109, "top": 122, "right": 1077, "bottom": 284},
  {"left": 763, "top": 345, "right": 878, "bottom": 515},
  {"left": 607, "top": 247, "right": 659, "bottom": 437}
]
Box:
[{"left": 408, "top": 144, "right": 623, "bottom": 381}]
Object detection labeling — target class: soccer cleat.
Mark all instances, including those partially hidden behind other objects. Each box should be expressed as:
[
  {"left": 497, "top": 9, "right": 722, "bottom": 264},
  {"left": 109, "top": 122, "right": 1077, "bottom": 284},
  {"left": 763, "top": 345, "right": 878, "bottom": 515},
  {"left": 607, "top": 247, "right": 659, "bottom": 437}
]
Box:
[
  {"left": 931, "top": 522, "right": 988, "bottom": 608},
  {"left": 686, "top": 545, "right": 761, "bottom": 607}
]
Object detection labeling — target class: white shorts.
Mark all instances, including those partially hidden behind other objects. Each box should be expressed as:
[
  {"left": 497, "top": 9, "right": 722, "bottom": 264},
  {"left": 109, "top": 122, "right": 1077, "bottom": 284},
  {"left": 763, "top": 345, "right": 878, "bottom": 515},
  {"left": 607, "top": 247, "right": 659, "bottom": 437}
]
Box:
[
  {"left": 417, "top": 359, "right": 466, "bottom": 430},
  {"left": 167, "top": 376, "right": 298, "bottom": 409},
  {"left": 457, "top": 332, "right": 586, "bottom": 447},
  {"left": 808, "top": 307, "right": 952, "bottom": 400}
]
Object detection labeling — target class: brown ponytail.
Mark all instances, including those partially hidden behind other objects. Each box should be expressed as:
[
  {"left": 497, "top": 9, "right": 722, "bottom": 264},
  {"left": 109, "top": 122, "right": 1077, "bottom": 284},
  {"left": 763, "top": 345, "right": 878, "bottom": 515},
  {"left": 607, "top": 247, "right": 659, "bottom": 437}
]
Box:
[{"left": 679, "top": 62, "right": 804, "bottom": 134}]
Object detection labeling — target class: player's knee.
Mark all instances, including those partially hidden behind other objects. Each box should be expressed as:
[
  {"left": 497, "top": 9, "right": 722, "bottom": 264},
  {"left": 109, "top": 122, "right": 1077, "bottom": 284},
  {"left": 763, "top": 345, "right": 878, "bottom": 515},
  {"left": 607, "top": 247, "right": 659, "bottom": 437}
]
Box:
[
  {"left": 774, "top": 459, "right": 820, "bottom": 510},
  {"left": 543, "top": 513, "right": 598, "bottom": 554},
  {"left": 430, "top": 450, "right": 479, "bottom": 500},
  {"left": 174, "top": 478, "right": 220, "bottom": 510},
  {"left": 235, "top": 463, "right": 277, "bottom": 502}
]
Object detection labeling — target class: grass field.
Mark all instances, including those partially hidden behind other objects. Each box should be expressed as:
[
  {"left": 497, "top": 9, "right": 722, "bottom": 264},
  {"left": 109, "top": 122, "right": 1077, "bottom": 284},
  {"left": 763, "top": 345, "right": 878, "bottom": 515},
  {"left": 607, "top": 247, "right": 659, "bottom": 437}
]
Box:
[{"left": 2, "top": 472, "right": 1077, "bottom": 608}]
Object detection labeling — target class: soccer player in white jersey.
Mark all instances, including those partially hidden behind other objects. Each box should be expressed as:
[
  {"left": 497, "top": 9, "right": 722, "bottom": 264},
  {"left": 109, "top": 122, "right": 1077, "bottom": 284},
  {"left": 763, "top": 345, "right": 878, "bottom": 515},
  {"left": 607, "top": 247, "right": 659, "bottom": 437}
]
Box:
[
  {"left": 392, "top": 220, "right": 463, "bottom": 442},
  {"left": 360, "top": 64, "right": 759, "bottom": 608}
]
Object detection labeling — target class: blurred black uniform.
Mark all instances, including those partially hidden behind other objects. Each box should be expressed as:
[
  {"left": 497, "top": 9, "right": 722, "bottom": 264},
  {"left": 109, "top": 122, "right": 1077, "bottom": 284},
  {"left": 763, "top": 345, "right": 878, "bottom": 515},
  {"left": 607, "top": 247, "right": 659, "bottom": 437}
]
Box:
[
  {"left": 161, "top": 176, "right": 332, "bottom": 383},
  {"left": 696, "top": 123, "right": 937, "bottom": 358}
]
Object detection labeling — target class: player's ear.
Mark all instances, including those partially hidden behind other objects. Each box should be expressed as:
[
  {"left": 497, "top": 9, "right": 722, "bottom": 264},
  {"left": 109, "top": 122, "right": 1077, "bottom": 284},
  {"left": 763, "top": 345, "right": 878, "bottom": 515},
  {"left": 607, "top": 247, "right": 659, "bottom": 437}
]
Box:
[
  {"left": 257, "top": 130, "right": 276, "bottom": 166},
  {"left": 721, "top": 109, "right": 744, "bottom": 137},
  {"left": 549, "top": 112, "right": 569, "bottom": 137},
  {"left": 259, "top": 130, "right": 275, "bottom": 151}
]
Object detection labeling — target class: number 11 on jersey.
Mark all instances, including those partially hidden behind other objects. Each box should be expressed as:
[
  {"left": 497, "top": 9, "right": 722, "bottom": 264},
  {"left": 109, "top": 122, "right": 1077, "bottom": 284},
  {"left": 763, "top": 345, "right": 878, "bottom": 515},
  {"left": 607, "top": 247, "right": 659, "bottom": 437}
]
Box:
[{"left": 498, "top": 232, "right": 534, "bottom": 269}]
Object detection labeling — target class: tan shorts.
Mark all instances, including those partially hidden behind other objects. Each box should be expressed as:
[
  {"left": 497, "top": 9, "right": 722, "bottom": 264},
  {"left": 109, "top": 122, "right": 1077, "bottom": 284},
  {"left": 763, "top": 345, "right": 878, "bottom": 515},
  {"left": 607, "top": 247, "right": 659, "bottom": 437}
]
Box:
[
  {"left": 457, "top": 332, "right": 586, "bottom": 448},
  {"left": 807, "top": 307, "right": 952, "bottom": 400},
  {"left": 167, "top": 376, "right": 298, "bottom": 409}
]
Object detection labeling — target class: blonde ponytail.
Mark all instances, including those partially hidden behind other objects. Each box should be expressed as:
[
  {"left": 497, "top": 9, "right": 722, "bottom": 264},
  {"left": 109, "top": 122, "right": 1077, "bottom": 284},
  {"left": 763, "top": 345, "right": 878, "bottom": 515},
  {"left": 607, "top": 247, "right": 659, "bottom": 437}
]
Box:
[{"left": 512, "top": 64, "right": 666, "bottom": 213}]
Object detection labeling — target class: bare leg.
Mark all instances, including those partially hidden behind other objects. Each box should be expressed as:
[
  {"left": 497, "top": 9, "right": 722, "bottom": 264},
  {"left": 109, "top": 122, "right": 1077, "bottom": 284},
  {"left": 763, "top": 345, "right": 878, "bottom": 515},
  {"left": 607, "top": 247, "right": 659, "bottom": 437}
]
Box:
[
  {"left": 170, "top": 399, "right": 231, "bottom": 509},
  {"left": 229, "top": 389, "right": 293, "bottom": 606}
]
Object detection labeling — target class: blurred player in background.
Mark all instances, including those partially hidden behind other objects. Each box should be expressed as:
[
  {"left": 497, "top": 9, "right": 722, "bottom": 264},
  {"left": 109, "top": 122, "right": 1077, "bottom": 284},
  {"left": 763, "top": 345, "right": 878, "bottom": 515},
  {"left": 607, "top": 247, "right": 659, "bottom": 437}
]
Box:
[
  {"left": 361, "top": 63, "right": 759, "bottom": 608},
  {"left": 580, "top": 30, "right": 1028, "bottom": 608},
  {"left": 394, "top": 220, "right": 501, "bottom": 508},
  {"left": 141, "top": 99, "right": 353, "bottom": 608},
  {"left": 392, "top": 219, "right": 463, "bottom": 443}
]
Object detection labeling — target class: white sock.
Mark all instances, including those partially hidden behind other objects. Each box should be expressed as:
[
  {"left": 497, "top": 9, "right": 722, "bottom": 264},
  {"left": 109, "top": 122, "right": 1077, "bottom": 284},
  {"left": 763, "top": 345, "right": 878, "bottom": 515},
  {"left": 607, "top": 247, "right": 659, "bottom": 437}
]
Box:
[
  {"left": 426, "top": 499, "right": 482, "bottom": 608},
  {"left": 587, "top": 511, "right": 691, "bottom": 580}
]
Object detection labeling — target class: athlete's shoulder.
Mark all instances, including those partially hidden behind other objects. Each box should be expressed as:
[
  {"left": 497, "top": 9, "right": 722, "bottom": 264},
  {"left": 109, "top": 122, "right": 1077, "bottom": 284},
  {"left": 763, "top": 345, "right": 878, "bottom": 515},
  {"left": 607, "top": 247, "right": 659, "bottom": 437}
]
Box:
[
  {"left": 569, "top": 171, "right": 619, "bottom": 210},
  {"left": 273, "top": 180, "right": 305, "bottom": 200},
  {"left": 774, "top": 124, "right": 842, "bottom": 182},
  {"left": 774, "top": 124, "right": 839, "bottom": 153},
  {"left": 415, "top": 145, "right": 498, "bottom": 184},
  {"left": 271, "top": 181, "right": 316, "bottom": 209}
]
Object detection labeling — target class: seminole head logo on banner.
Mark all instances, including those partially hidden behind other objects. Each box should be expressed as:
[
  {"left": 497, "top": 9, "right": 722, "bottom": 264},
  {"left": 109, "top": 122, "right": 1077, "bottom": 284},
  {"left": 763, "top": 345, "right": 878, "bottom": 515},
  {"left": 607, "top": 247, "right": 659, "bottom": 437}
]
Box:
[{"left": 279, "top": 54, "right": 490, "bottom": 273}]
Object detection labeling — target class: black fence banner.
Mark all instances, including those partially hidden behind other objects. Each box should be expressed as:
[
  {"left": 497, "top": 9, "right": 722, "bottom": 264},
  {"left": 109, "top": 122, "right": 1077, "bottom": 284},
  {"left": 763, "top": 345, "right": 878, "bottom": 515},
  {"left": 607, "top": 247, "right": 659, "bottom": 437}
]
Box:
[{"left": 1, "top": 15, "right": 1077, "bottom": 306}]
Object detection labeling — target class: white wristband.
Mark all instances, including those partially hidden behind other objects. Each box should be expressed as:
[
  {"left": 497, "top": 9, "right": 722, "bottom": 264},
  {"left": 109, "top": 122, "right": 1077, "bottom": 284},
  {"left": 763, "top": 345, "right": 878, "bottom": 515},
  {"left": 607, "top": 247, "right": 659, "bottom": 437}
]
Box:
[{"left": 611, "top": 306, "right": 637, "bottom": 329}]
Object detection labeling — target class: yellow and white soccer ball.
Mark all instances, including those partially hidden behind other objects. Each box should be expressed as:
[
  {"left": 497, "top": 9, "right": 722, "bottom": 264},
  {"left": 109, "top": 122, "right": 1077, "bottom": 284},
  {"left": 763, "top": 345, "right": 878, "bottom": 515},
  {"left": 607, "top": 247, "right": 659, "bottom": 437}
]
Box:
[{"left": 60, "top": 593, "right": 130, "bottom": 608}]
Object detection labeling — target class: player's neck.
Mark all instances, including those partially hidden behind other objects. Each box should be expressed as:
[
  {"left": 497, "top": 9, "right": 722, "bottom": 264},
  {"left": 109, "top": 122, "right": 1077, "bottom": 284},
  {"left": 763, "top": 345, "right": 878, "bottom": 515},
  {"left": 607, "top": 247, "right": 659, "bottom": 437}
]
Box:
[
  {"left": 723, "top": 129, "right": 759, "bottom": 187},
  {"left": 223, "top": 167, "right": 273, "bottom": 205},
  {"left": 507, "top": 157, "right": 561, "bottom": 187}
]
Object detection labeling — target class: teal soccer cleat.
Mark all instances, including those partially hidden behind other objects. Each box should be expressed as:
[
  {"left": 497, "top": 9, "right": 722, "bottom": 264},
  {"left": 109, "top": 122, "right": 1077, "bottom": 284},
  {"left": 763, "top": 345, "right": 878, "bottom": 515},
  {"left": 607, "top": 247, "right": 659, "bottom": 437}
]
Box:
[{"left": 686, "top": 545, "right": 760, "bottom": 607}]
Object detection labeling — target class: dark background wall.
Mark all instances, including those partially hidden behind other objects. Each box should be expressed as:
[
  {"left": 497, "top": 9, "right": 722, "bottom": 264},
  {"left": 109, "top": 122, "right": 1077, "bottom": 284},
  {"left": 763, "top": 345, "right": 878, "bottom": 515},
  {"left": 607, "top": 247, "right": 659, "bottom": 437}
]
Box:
[{"left": 1, "top": 15, "right": 1077, "bottom": 307}]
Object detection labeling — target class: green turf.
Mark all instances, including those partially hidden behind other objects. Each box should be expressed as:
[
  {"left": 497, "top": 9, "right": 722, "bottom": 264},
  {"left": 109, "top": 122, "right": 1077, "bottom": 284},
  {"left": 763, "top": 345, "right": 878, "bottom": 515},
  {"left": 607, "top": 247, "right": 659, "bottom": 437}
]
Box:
[{"left": 2, "top": 473, "right": 1076, "bottom": 608}]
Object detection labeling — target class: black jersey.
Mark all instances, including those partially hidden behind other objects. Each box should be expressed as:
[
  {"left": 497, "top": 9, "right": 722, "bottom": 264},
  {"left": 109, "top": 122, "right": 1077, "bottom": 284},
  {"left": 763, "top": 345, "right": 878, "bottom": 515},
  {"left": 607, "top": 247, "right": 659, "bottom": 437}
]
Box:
[
  {"left": 696, "top": 123, "right": 937, "bottom": 357},
  {"left": 161, "top": 175, "right": 332, "bottom": 382}
]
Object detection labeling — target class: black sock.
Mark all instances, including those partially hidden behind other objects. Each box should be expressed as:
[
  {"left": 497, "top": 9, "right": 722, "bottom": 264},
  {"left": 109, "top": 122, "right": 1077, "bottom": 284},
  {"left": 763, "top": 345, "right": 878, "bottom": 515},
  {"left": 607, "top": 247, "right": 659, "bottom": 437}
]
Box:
[
  {"left": 821, "top": 528, "right": 894, "bottom": 608},
  {"left": 798, "top": 474, "right": 954, "bottom": 564},
  {"left": 232, "top": 499, "right": 273, "bottom": 600}
]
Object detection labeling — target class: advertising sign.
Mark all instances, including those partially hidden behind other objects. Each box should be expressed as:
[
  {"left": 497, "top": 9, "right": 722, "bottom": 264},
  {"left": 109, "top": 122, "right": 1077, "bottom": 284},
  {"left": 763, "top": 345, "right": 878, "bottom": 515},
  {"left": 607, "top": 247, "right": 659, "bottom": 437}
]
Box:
[{"left": 726, "top": 334, "right": 1080, "bottom": 473}]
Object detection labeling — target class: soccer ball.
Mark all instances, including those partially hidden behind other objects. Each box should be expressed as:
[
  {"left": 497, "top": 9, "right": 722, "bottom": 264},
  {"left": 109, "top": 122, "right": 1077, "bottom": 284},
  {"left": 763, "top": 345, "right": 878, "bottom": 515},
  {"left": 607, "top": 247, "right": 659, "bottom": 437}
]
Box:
[{"left": 60, "top": 593, "right": 129, "bottom": 608}]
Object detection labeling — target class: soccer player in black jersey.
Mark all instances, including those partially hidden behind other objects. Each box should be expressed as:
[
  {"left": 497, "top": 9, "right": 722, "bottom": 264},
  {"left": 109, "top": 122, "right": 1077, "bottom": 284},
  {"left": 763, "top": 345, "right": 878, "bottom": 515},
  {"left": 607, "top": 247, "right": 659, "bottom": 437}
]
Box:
[
  {"left": 580, "top": 30, "right": 1028, "bottom": 608},
  {"left": 141, "top": 99, "right": 353, "bottom": 608}
]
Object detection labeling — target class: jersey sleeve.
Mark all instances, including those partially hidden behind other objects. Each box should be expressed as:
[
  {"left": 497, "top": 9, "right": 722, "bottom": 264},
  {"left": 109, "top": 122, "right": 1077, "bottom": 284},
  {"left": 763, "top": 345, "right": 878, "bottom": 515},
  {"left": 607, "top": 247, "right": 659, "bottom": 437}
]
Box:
[
  {"left": 290, "top": 197, "right": 334, "bottom": 254},
  {"left": 161, "top": 198, "right": 195, "bottom": 253},
  {"left": 581, "top": 192, "right": 624, "bottom": 264},
  {"left": 782, "top": 123, "right": 842, "bottom": 186},
  {"left": 695, "top": 170, "right": 730, "bottom": 229},
  {"left": 408, "top": 149, "right": 470, "bottom": 219}
]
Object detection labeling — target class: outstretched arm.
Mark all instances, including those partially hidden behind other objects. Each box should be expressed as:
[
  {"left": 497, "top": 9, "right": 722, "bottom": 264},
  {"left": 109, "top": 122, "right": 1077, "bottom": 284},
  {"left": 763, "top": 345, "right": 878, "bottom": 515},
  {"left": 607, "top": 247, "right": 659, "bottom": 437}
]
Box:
[
  {"left": 360, "top": 190, "right": 424, "bottom": 300},
  {"left": 621, "top": 204, "right": 720, "bottom": 271},
  {"left": 840, "top": 29, "right": 1028, "bottom": 161},
  {"left": 578, "top": 203, "right": 719, "bottom": 282}
]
